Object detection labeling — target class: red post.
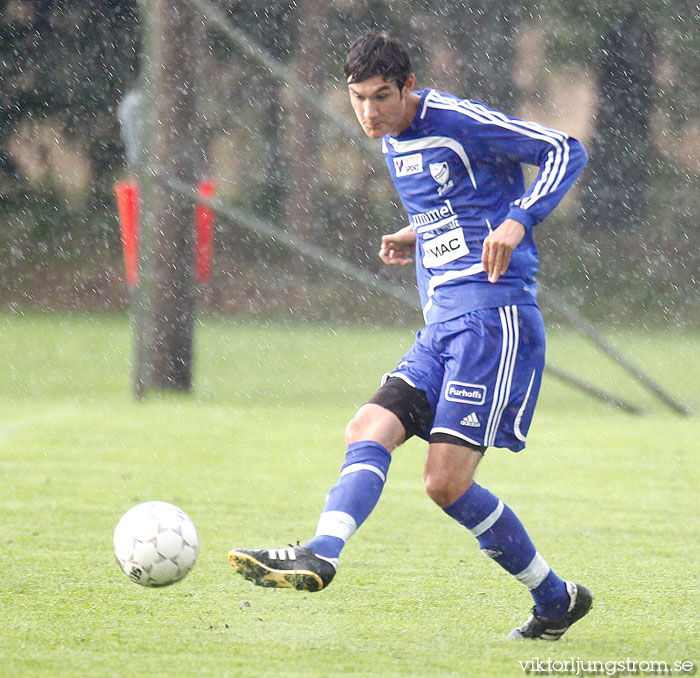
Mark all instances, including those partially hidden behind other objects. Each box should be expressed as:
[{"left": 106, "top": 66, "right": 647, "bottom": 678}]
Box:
[
  {"left": 115, "top": 179, "right": 213, "bottom": 287},
  {"left": 194, "top": 179, "right": 215, "bottom": 284},
  {"left": 114, "top": 181, "right": 140, "bottom": 288}
]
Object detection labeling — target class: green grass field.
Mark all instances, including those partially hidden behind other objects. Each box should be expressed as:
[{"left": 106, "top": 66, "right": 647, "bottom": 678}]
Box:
[{"left": 1, "top": 312, "right": 698, "bottom": 677}]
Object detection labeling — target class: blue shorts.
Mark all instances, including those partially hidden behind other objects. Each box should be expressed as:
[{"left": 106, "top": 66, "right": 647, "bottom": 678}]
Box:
[{"left": 388, "top": 305, "right": 545, "bottom": 452}]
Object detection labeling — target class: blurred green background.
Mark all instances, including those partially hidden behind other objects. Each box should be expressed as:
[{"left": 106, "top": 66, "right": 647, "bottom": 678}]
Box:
[{"left": 1, "top": 0, "right": 698, "bottom": 327}]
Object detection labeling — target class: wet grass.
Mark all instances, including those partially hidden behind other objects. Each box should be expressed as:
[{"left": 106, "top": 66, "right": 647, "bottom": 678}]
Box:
[{"left": 1, "top": 312, "right": 698, "bottom": 677}]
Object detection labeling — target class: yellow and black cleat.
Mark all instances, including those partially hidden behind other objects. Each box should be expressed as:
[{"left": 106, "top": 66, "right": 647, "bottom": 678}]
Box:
[{"left": 228, "top": 546, "right": 337, "bottom": 592}]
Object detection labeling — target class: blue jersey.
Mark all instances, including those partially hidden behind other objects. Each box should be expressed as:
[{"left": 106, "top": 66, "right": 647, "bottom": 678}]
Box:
[{"left": 381, "top": 89, "right": 588, "bottom": 324}]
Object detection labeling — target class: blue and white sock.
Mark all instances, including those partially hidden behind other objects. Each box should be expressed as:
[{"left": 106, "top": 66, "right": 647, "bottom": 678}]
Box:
[
  {"left": 305, "top": 441, "right": 391, "bottom": 564},
  {"left": 444, "top": 482, "right": 569, "bottom": 619}
]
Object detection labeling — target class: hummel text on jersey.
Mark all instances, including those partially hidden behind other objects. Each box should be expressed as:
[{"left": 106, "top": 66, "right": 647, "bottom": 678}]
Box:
[
  {"left": 445, "top": 381, "right": 486, "bottom": 405},
  {"left": 409, "top": 199, "right": 456, "bottom": 230}
]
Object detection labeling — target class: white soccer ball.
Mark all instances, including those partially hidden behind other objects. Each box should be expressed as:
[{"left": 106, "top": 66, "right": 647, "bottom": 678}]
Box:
[{"left": 113, "top": 501, "right": 199, "bottom": 587}]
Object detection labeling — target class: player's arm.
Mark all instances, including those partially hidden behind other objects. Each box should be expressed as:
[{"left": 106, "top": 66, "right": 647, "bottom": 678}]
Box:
[
  {"left": 461, "top": 111, "right": 587, "bottom": 282},
  {"left": 379, "top": 225, "right": 415, "bottom": 266},
  {"left": 476, "top": 118, "right": 588, "bottom": 231},
  {"left": 503, "top": 133, "right": 588, "bottom": 232},
  {"left": 481, "top": 218, "right": 526, "bottom": 283}
]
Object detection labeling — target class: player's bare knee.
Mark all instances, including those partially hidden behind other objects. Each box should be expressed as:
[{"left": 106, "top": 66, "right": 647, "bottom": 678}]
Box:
[
  {"left": 344, "top": 412, "right": 365, "bottom": 446},
  {"left": 423, "top": 470, "right": 459, "bottom": 507},
  {"left": 344, "top": 405, "right": 380, "bottom": 445},
  {"left": 344, "top": 403, "right": 405, "bottom": 451}
]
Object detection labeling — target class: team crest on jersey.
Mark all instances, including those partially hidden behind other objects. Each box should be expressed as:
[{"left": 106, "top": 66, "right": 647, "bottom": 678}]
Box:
[
  {"left": 394, "top": 153, "right": 423, "bottom": 177},
  {"left": 429, "top": 161, "right": 454, "bottom": 196}
]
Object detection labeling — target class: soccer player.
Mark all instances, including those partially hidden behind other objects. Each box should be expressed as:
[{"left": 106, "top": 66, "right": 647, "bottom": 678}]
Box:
[{"left": 229, "top": 32, "right": 593, "bottom": 640}]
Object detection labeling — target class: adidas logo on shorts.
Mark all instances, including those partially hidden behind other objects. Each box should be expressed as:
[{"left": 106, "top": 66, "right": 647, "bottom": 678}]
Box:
[{"left": 460, "top": 412, "right": 480, "bottom": 427}]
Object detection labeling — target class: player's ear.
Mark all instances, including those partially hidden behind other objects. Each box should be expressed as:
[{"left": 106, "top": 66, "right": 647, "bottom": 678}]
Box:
[{"left": 402, "top": 73, "right": 416, "bottom": 95}]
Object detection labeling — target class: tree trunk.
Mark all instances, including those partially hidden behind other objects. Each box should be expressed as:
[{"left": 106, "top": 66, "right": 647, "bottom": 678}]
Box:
[
  {"left": 580, "top": 9, "right": 655, "bottom": 233},
  {"left": 283, "top": 0, "right": 326, "bottom": 276},
  {"left": 442, "top": 0, "right": 523, "bottom": 113},
  {"left": 134, "top": 0, "right": 205, "bottom": 395}
]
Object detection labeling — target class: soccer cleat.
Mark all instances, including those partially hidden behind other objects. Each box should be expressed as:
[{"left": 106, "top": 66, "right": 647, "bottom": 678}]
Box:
[
  {"left": 228, "top": 545, "right": 337, "bottom": 592},
  {"left": 508, "top": 581, "right": 593, "bottom": 640}
]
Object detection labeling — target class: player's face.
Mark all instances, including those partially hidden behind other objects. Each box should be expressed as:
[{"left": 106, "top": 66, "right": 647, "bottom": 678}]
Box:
[{"left": 347, "top": 74, "right": 416, "bottom": 138}]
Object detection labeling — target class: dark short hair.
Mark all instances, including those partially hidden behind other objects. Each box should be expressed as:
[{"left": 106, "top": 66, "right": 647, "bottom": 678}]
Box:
[{"left": 344, "top": 32, "right": 411, "bottom": 91}]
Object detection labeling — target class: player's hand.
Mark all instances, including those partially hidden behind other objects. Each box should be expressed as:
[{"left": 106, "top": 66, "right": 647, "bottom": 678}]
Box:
[
  {"left": 481, "top": 218, "right": 526, "bottom": 283},
  {"left": 379, "top": 226, "right": 416, "bottom": 266}
]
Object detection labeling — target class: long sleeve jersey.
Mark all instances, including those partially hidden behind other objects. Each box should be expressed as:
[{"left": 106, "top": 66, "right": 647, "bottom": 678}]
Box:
[{"left": 381, "top": 88, "right": 588, "bottom": 324}]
